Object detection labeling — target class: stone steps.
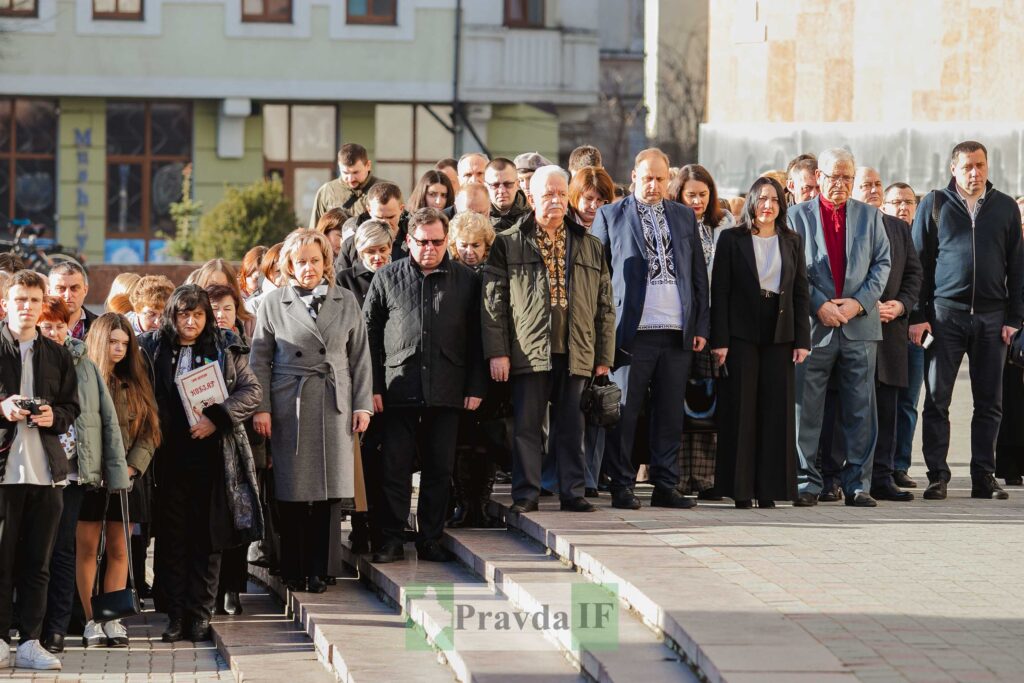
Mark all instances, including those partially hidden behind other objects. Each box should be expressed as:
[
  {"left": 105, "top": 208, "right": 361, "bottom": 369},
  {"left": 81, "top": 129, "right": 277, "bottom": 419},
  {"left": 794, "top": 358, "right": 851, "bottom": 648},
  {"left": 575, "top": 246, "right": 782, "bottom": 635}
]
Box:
[
  {"left": 488, "top": 492, "right": 856, "bottom": 683},
  {"left": 442, "top": 527, "right": 701, "bottom": 683},
  {"left": 246, "top": 564, "right": 456, "bottom": 683},
  {"left": 336, "top": 543, "right": 586, "bottom": 683},
  {"left": 210, "top": 590, "right": 335, "bottom": 683}
]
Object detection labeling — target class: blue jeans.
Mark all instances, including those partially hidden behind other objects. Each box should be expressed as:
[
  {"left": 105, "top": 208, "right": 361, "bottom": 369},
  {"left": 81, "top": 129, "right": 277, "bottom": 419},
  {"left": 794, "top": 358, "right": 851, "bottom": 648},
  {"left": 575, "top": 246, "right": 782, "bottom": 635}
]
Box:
[
  {"left": 796, "top": 333, "right": 879, "bottom": 496},
  {"left": 895, "top": 343, "right": 925, "bottom": 473}
]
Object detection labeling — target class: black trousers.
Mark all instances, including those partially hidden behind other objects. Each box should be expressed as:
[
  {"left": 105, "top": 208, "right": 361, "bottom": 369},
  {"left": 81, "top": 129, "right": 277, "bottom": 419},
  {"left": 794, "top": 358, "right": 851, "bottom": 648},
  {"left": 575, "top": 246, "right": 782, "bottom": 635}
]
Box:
[
  {"left": 42, "top": 482, "right": 86, "bottom": 638},
  {"left": 716, "top": 305, "right": 797, "bottom": 502},
  {"left": 872, "top": 383, "right": 901, "bottom": 488},
  {"left": 606, "top": 331, "right": 693, "bottom": 491},
  {"left": 510, "top": 355, "right": 587, "bottom": 502},
  {"left": 217, "top": 545, "right": 249, "bottom": 595},
  {"left": 277, "top": 500, "right": 331, "bottom": 581},
  {"left": 0, "top": 484, "right": 64, "bottom": 643},
  {"left": 156, "top": 465, "right": 221, "bottom": 621},
  {"left": 379, "top": 407, "right": 460, "bottom": 546}
]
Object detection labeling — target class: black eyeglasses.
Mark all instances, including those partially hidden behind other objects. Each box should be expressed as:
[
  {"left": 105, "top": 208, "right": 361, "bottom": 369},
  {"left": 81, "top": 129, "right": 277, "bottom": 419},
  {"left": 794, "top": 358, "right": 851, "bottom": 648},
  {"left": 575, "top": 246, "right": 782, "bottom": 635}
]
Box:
[{"left": 409, "top": 236, "right": 446, "bottom": 248}]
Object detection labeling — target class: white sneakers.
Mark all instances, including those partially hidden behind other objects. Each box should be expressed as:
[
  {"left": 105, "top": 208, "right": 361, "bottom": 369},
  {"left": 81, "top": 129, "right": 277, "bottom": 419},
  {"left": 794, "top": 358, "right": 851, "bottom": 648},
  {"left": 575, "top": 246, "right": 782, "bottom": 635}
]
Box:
[
  {"left": 103, "top": 619, "right": 129, "bottom": 648},
  {"left": 14, "top": 639, "right": 62, "bottom": 671},
  {"left": 82, "top": 620, "right": 106, "bottom": 648}
]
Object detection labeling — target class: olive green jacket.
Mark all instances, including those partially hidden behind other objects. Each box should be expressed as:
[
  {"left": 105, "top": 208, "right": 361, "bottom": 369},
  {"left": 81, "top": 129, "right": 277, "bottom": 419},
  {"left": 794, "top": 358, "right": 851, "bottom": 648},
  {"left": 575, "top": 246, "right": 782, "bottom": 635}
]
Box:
[
  {"left": 308, "top": 174, "right": 389, "bottom": 228},
  {"left": 482, "top": 214, "right": 615, "bottom": 378}
]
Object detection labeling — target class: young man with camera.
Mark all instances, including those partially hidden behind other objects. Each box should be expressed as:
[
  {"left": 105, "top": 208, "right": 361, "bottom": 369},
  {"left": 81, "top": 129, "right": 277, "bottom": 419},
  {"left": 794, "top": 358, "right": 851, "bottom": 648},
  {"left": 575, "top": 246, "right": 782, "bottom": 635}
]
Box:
[{"left": 0, "top": 270, "right": 80, "bottom": 671}]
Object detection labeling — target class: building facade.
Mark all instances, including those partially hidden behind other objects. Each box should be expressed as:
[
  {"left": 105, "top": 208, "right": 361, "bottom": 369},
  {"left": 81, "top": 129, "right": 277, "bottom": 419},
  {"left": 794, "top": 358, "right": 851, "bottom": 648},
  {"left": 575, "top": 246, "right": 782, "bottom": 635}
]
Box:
[
  {"left": 0, "top": 0, "right": 599, "bottom": 263},
  {"left": 700, "top": 0, "right": 1024, "bottom": 197}
]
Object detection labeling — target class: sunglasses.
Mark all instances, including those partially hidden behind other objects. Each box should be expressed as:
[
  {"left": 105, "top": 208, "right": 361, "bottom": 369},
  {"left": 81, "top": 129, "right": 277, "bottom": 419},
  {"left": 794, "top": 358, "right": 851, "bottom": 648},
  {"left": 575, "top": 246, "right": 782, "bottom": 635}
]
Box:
[{"left": 409, "top": 236, "right": 446, "bottom": 248}]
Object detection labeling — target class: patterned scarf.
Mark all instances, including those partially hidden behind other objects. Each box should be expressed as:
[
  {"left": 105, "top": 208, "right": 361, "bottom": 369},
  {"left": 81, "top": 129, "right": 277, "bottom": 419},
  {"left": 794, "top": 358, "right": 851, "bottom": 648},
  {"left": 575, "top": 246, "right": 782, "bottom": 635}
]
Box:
[
  {"left": 535, "top": 226, "right": 568, "bottom": 310},
  {"left": 295, "top": 280, "right": 330, "bottom": 320},
  {"left": 697, "top": 219, "right": 715, "bottom": 270},
  {"left": 637, "top": 200, "right": 676, "bottom": 284}
]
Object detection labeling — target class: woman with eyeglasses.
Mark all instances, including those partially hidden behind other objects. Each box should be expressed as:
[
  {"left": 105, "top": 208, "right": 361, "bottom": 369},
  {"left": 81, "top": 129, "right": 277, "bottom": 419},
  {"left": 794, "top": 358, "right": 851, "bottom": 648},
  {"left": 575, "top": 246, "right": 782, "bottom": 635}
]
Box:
[{"left": 710, "top": 177, "right": 810, "bottom": 509}]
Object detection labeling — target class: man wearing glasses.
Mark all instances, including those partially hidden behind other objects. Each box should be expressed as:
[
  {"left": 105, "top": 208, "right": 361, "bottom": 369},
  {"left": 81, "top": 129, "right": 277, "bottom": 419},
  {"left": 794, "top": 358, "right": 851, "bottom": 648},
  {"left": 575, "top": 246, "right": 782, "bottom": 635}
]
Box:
[
  {"left": 882, "top": 183, "right": 925, "bottom": 489},
  {"left": 484, "top": 158, "right": 532, "bottom": 231},
  {"left": 788, "top": 148, "right": 891, "bottom": 507},
  {"left": 363, "top": 207, "right": 487, "bottom": 563}
]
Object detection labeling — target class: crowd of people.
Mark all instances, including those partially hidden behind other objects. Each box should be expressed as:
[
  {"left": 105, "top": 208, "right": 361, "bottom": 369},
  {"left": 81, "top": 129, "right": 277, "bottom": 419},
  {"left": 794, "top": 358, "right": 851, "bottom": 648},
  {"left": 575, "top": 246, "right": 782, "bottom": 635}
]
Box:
[{"left": 1, "top": 138, "right": 1023, "bottom": 671}]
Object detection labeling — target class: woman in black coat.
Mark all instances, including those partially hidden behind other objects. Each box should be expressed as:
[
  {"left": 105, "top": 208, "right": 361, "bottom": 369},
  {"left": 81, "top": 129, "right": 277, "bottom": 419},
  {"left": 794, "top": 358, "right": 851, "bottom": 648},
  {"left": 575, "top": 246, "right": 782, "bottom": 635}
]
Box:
[
  {"left": 140, "top": 285, "right": 263, "bottom": 643},
  {"left": 710, "top": 177, "right": 811, "bottom": 508}
]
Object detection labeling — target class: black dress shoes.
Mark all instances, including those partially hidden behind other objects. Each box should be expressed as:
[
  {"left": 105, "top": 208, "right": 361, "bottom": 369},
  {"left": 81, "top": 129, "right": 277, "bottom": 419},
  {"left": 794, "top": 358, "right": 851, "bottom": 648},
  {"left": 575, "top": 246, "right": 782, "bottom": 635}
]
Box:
[
  {"left": 894, "top": 470, "right": 918, "bottom": 488},
  {"left": 650, "top": 487, "right": 697, "bottom": 509},
  {"left": 42, "top": 633, "right": 64, "bottom": 654},
  {"left": 416, "top": 540, "right": 450, "bottom": 562},
  {"left": 756, "top": 499, "right": 775, "bottom": 509},
  {"left": 697, "top": 489, "right": 724, "bottom": 501},
  {"left": 509, "top": 499, "right": 539, "bottom": 514},
  {"left": 734, "top": 500, "right": 752, "bottom": 509},
  {"left": 870, "top": 485, "right": 914, "bottom": 502},
  {"left": 371, "top": 542, "right": 405, "bottom": 564},
  {"left": 1005, "top": 476, "right": 1024, "bottom": 486},
  {"left": 972, "top": 474, "right": 1009, "bottom": 499},
  {"left": 611, "top": 488, "right": 641, "bottom": 510},
  {"left": 189, "top": 618, "right": 212, "bottom": 642},
  {"left": 818, "top": 484, "right": 842, "bottom": 502},
  {"left": 792, "top": 492, "right": 818, "bottom": 507},
  {"left": 923, "top": 480, "right": 948, "bottom": 500},
  {"left": 284, "top": 577, "right": 306, "bottom": 592},
  {"left": 223, "top": 591, "right": 243, "bottom": 615},
  {"left": 162, "top": 617, "right": 187, "bottom": 643},
  {"left": 845, "top": 492, "right": 878, "bottom": 507},
  {"left": 584, "top": 487, "right": 600, "bottom": 498},
  {"left": 560, "top": 497, "right": 596, "bottom": 512},
  {"left": 306, "top": 576, "right": 328, "bottom": 593}
]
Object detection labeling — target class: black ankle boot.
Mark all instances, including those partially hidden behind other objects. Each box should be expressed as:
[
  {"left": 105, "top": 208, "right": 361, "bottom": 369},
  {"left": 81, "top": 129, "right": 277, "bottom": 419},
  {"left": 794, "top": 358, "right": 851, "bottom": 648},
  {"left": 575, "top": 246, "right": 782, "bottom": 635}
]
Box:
[{"left": 162, "top": 616, "right": 187, "bottom": 643}]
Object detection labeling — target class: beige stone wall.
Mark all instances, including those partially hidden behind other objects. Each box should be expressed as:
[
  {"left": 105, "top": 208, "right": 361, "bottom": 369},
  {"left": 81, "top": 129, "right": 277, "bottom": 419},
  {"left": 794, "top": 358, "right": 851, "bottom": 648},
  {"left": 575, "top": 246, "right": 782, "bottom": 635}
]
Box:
[{"left": 707, "top": 0, "right": 1024, "bottom": 123}]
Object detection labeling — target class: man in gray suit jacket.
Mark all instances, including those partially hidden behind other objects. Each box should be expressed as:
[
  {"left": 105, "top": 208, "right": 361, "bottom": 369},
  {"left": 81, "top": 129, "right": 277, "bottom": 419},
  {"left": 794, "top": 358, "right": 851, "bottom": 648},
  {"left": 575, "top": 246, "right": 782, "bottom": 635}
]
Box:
[{"left": 788, "top": 148, "right": 891, "bottom": 507}]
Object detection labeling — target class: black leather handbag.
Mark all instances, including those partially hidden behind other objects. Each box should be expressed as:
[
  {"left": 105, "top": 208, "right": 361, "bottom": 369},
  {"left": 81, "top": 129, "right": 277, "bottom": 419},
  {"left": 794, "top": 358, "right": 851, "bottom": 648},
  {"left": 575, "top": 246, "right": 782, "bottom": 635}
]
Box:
[
  {"left": 1009, "top": 328, "right": 1024, "bottom": 369},
  {"left": 580, "top": 374, "right": 622, "bottom": 427},
  {"left": 91, "top": 490, "right": 142, "bottom": 623}
]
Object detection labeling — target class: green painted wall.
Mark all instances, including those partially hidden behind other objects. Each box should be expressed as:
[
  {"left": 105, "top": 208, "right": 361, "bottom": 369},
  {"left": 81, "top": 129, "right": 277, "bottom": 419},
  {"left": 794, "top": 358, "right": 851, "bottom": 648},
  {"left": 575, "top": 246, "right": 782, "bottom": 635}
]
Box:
[
  {"left": 340, "top": 102, "right": 377, "bottom": 162},
  {"left": 192, "top": 99, "right": 264, "bottom": 213},
  {"left": 57, "top": 97, "right": 107, "bottom": 265},
  {"left": 487, "top": 104, "right": 559, "bottom": 164}
]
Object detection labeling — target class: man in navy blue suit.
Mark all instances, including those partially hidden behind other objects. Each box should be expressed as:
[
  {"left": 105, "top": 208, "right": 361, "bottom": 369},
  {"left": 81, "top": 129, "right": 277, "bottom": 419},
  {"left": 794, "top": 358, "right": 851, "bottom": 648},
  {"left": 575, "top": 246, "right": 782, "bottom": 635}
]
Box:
[{"left": 591, "top": 148, "right": 710, "bottom": 510}]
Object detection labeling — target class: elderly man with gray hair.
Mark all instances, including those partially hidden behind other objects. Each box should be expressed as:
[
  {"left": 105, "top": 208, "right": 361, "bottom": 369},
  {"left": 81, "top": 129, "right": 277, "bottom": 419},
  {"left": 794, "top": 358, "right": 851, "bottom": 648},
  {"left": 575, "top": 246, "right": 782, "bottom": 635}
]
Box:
[
  {"left": 788, "top": 148, "right": 891, "bottom": 507},
  {"left": 482, "top": 165, "right": 615, "bottom": 514}
]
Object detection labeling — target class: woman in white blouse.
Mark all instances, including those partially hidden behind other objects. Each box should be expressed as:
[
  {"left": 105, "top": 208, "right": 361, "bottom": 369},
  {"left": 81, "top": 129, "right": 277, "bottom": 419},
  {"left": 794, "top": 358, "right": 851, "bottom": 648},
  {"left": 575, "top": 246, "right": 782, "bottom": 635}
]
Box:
[{"left": 709, "top": 177, "right": 811, "bottom": 508}]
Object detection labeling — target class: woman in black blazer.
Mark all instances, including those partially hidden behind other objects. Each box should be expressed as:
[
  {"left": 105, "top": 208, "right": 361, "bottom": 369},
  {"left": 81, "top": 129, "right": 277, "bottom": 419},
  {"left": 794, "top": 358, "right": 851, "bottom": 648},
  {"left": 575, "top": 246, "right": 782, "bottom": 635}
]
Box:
[{"left": 710, "top": 177, "right": 811, "bottom": 508}]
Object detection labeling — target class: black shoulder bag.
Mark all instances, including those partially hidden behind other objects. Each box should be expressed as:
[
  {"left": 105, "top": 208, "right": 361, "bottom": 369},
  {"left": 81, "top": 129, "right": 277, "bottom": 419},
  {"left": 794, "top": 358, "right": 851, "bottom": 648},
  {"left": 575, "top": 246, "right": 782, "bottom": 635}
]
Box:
[{"left": 91, "top": 490, "right": 142, "bottom": 623}]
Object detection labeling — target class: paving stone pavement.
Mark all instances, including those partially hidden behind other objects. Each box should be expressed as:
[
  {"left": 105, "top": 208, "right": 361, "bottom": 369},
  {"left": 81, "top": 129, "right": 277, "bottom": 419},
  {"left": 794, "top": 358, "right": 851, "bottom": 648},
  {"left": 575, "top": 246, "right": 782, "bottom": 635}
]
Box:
[
  {"left": 1, "top": 611, "right": 229, "bottom": 681},
  {"left": 491, "top": 363, "right": 1024, "bottom": 682}
]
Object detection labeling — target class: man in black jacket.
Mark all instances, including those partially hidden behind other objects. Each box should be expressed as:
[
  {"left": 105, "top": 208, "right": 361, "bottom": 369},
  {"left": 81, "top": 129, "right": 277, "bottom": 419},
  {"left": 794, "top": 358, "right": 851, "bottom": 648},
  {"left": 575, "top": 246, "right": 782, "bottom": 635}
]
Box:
[
  {"left": 853, "top": 168, "right": 922, "bottom": 501},
  {"left": 910, "top": 140, "right": 1024, "bottom": 501},
  {"left": 363, "top": 208, "right": 487, "bottom": 564},
  {"left": 485, "top": 158, "right": 531, "bottom": 232},
  {"left": 0, "top": 270, "right": 80, "bottom": 671},
  {"left": 333, "top": 182, "right": 409, "bottom": 272}
]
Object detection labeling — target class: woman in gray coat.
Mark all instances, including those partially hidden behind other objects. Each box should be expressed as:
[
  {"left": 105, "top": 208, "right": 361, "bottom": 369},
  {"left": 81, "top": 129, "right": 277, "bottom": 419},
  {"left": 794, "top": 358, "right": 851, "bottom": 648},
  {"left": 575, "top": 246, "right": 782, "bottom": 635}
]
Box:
[{"left": 250, "top": 229, "right": 373, "bottom": 594}]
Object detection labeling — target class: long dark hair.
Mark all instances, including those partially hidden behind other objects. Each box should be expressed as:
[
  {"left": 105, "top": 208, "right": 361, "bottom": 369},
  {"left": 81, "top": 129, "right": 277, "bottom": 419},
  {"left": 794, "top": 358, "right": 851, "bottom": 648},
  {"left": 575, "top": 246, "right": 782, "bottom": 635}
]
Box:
[
  {"left": 160, "top": 284, "right": 218, "bottom": 350},
  {"left": 86, "top": 313, "right": 162, "bottom": 448},
  {"left": 740, "top": 176, "right": 791, "bottom": 236},
  {"left": 669, "top": 164, "right": 725, "bottom": 228},
  {"left": 408, "top": 170, "right": 455, "bottom": 210}
]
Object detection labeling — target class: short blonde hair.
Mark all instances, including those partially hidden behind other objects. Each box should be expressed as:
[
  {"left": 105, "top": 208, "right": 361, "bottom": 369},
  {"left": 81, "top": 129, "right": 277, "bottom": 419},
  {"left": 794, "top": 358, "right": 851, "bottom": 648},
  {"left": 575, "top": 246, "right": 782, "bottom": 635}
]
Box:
[
  {"left": 448, "top": 212, "right": 496, "bottom": 261},
  {"left": 280, "top": 229, "right": 334, "bottom": 285},
  {"left": 105, "top": 272, "right": 142, "bottom": 312},
  {"left": 354, "top": 219, "right": 394, "bottom": 255}
]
